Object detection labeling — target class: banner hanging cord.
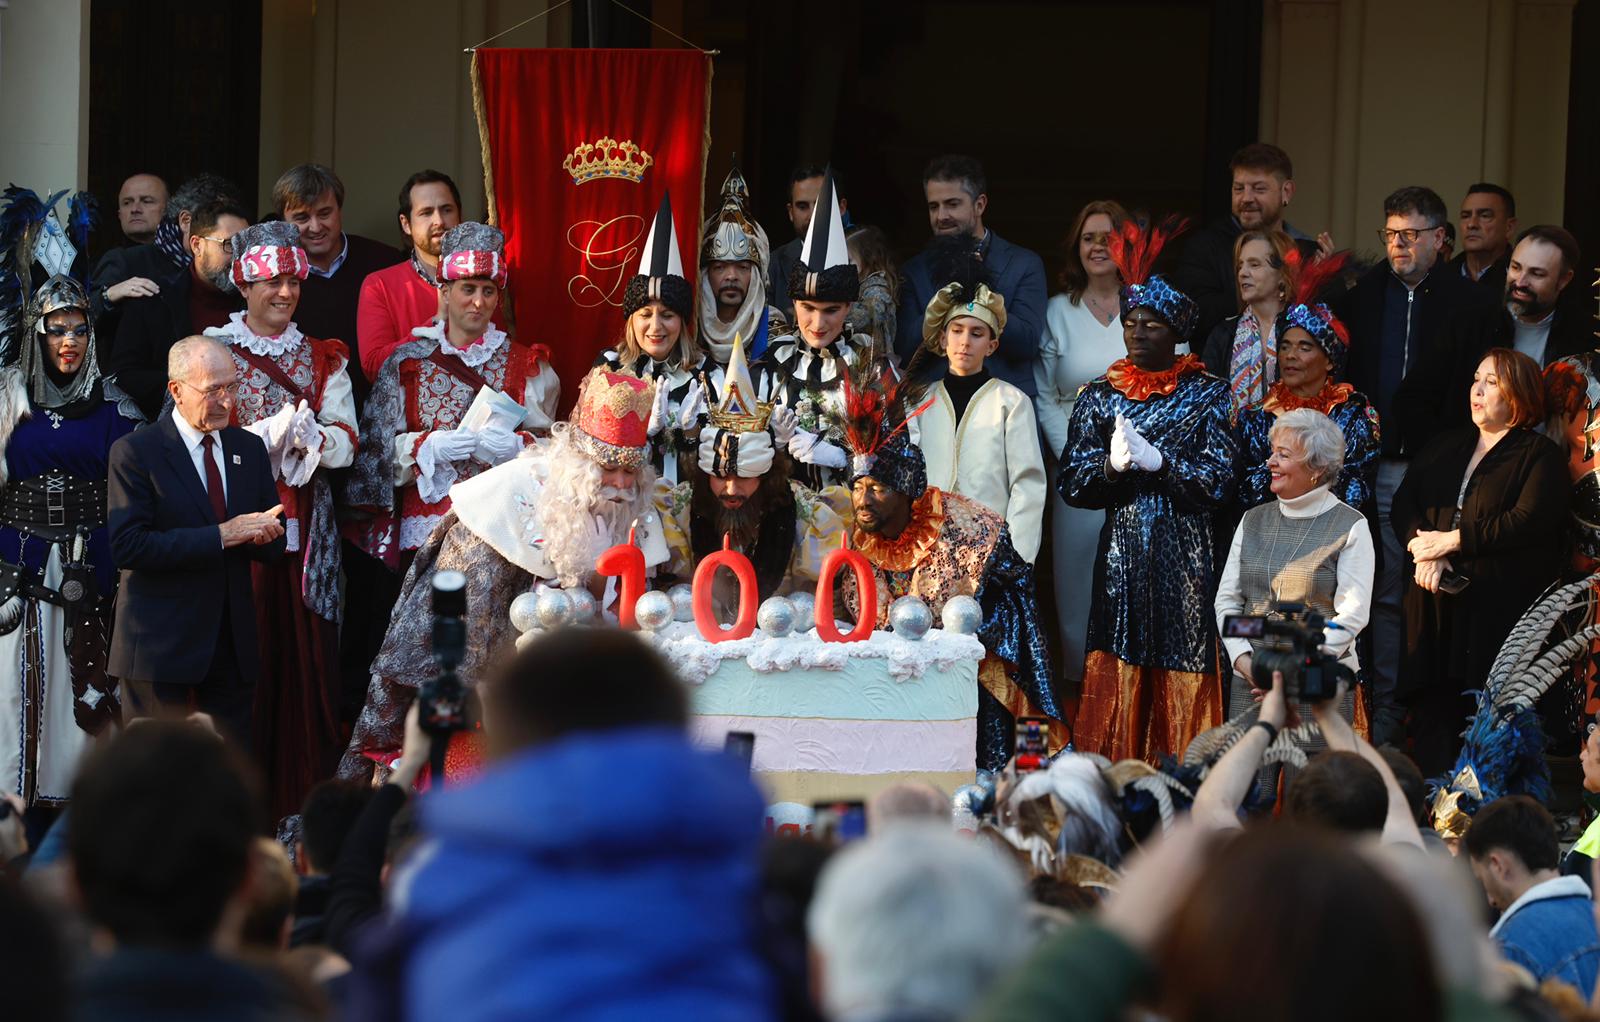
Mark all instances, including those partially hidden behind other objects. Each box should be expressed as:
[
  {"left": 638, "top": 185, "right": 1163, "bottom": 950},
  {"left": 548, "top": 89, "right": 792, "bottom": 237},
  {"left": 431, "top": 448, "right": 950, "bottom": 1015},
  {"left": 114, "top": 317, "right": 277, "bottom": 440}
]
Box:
[
  {"left": 464, "top": 0, "right": 717, "bottom": 53},
  {"left": 464, "top": 0, "right": 574, "bottom": 51}
]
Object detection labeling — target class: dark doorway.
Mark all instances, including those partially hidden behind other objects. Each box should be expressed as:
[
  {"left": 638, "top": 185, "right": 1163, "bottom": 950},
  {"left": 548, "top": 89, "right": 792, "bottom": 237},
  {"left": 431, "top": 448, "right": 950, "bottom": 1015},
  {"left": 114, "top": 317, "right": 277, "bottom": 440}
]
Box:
[
  {"left": 86, "top": 0, "right": 263, "bottom": 261},
  {"left": 693, "top": 0, "right": 1261, "bottom": 284}
]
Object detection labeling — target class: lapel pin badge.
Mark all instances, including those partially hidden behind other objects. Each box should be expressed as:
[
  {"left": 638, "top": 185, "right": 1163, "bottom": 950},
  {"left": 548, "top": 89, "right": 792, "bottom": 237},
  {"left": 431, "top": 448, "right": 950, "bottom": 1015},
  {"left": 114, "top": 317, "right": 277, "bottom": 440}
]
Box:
[{"left": 232, "top": 454, "right": 242, "bottom": 464}]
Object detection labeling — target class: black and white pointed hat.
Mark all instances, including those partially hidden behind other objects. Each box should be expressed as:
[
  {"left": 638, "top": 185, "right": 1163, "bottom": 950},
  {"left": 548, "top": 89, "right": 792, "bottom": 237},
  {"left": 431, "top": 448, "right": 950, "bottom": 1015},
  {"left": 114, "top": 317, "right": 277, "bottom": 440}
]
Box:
[
  {"left": 623, "top": 191, "right": 693, "bottom": 320},
  {"left": 786, "top": 166, "right": 858, "bottom": 303}
]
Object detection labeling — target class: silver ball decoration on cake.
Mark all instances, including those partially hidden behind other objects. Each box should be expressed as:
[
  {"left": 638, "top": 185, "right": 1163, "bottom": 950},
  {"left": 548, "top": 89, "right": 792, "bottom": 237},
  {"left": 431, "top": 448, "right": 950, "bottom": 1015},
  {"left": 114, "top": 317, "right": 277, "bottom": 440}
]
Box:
[
  {"left": 940, "top": 595, "right": 982, "bottom": 635},
  {"left": 950, "top": 784, "right": 987, "bottom": 817},
  {"left": 788, "top": 590, "right": 817, "bottom": 632},
  {"left": 509, "top": 591, "right": 541, "bottom": 633},
  {"left": 667, "top": 583, "right": 695, "bottom": 622},
  {"left": 534, "top": 588, "right": 576, "bottom": 629},
  {"left": 888, "top": 595, "right": 933, "bottom": 640},
  {"left": 566, "top": 587, "right": 598, "bottom": 624},
  {"left": 634, "top": 590, "right": 675, "bottom": 633},
  {"left": 757, "top": 596, "right": 797, "bottom": 638}
]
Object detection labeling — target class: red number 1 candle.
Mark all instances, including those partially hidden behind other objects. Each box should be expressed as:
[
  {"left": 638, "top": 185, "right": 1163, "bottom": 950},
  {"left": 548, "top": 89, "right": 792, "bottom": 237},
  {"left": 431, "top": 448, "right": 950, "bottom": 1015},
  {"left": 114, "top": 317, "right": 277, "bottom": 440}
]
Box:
[{"left": 594, "top": 526, "right": 646, "bottom": 629}]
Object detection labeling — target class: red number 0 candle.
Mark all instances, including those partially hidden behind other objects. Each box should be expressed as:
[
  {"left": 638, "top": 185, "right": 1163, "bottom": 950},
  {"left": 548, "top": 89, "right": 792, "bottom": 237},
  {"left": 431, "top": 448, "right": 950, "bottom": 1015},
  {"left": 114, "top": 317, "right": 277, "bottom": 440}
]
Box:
[
  {"left": 815, "top": 534, "right": 875, "bottom": 643},
  {"left": 594, "top": 527, "right": 646, "bottom": 629},
  {"left": 693, "top": 534, "right": 759, "bottom": 642}
]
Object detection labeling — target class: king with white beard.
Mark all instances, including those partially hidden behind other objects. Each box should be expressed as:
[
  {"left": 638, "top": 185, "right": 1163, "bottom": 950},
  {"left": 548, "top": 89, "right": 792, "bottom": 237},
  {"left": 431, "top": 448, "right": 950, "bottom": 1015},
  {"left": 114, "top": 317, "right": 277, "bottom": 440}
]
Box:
[{"left": 340, "top": 367, "right": 668, "bottom": 777}]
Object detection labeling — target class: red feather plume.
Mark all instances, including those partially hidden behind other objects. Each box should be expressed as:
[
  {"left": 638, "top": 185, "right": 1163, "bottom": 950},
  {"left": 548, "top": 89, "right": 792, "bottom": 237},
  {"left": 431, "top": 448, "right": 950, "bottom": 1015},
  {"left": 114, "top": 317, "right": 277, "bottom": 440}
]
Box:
[
  {"left": 841, "top": 359, "right": 933, "bottom": 459},
  {"left": 1289, "top": 250, "right": 1348, "bottom": 307},
  {"left": 1107, "top": 215, "right": 1190, "bottom": 288}
]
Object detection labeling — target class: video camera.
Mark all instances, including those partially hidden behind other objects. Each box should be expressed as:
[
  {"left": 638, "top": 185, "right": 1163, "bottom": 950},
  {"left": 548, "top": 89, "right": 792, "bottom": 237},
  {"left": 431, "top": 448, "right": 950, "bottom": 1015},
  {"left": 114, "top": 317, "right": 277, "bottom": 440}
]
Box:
[
  {"left": 1221, "top": 601, "right": 1354, "bottom": 703},
  {"left": 418, "top": 570, "right": 470, "bottom": 741}
]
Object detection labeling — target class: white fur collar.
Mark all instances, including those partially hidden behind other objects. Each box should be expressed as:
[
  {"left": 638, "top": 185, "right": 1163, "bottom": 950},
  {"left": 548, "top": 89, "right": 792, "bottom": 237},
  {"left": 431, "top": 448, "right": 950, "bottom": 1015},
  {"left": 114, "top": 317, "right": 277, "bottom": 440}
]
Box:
[
  {"left": 206, "top": 311, "right": 304, "bottom": 357},
  {"left": 412, "top": 319, "right": 508, "bottom": 368}
]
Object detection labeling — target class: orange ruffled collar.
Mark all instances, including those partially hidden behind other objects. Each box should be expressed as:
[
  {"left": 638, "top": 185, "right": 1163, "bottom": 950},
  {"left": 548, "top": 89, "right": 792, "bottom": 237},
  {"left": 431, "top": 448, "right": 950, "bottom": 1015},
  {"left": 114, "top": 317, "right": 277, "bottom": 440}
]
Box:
[
  {"left": 1105, "top": 354, "right": 1206, "bottom": 401},
  {"left": 853, "top": 488, "right": 945, "bottom": 573},
  {"left": 1263, "top": 380, "right": 1354, "bottom": 416}
]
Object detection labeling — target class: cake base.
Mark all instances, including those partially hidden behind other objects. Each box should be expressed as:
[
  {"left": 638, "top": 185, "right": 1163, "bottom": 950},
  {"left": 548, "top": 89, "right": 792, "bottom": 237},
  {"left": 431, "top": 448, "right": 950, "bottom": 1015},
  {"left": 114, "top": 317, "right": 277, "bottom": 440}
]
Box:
[{"left": 646, "top": 622, "right": 982, "bottom": 820}]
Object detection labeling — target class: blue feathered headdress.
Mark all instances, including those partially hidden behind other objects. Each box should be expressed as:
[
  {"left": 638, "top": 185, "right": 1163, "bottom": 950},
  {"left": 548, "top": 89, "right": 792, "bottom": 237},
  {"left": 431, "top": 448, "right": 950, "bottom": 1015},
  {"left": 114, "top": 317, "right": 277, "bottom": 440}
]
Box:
[{"left": 0, "top": 185, "right": 97, "bottom": 365}]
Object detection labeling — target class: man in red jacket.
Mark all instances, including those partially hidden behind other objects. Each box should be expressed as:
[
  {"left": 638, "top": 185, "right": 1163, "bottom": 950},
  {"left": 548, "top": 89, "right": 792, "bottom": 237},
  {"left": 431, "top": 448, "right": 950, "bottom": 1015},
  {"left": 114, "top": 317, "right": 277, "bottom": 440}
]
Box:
[{"left": 356, "top": 170, "right": 462, "bottom": 382}]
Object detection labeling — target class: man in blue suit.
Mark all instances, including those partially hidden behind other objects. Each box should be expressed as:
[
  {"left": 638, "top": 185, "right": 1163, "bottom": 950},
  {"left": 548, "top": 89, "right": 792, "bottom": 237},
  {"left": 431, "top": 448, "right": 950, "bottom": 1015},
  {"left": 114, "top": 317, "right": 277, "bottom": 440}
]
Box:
[
  {"left": 894, "top": 154, "right": 1047, "bottom": 396},
  {"left": 109, "top": 334, "right": 285, "bottom": 744}
]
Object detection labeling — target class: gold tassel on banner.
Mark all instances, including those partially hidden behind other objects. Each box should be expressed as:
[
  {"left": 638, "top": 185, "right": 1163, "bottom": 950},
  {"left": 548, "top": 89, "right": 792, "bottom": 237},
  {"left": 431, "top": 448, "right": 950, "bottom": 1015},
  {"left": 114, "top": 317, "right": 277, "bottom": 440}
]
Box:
[{"left": 469, "top": 52, "right": 498, "bottom": 228}]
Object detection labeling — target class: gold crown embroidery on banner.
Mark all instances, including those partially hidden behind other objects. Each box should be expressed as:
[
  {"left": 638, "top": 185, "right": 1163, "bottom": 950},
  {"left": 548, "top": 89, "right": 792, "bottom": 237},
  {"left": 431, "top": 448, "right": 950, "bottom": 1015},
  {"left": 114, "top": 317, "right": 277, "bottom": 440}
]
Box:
[{"left": 563, "top": 137, "right": 654, "bottom": 185}]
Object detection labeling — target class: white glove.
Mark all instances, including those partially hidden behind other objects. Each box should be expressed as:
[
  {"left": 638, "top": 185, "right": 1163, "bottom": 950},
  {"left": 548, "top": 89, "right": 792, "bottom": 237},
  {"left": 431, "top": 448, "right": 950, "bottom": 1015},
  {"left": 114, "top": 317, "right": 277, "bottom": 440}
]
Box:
[
  {"left": 769, "top": 405, "right": 798, "bottom": 446},
  {"left": 1125, "top": 421, "right": 1164, "bottom": 472},
  {"left": 246, "top": 402, "right": 297, "bottom": 451},
  {"left": 425, "top": 427, "right": 479, "bottom": 464},
  {"left": 1108, "top": 414, "right": 1134, "bottom": 473},
  {"left": 676, "top": 379, "right": 706, "bottom": 430},
  {"left": 646, "top": 378, "right": 671, "bottom": 438},
  {"left": 788, "top": 429, "right": 849, "bottom": 470},
  {"left": 288, "top": 400, "right": 322, "bottom": 453},
  {"left": 474, "top": 426, "right": 523, "bottom": 465}
]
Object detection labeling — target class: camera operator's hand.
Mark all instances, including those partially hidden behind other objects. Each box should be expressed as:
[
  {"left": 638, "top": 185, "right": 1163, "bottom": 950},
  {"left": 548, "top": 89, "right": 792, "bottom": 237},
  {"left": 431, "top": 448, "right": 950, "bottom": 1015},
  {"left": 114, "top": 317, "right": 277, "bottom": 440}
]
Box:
[
  {"left": 1414, "top": 556, "right": 1448, "bottom": 593},
  {"left": 388, "top": 700, "right": 434, "bottom": 791},
  {"left": 1259, "top": 669, "right": 1299, "bottom": 730}
]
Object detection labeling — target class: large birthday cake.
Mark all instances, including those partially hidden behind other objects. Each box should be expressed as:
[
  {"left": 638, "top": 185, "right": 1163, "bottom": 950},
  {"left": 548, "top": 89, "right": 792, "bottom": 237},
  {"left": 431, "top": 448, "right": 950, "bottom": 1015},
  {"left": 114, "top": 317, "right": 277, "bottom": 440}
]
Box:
[{"left": 645, "top": 620, "right": 983, "bottom": 811}]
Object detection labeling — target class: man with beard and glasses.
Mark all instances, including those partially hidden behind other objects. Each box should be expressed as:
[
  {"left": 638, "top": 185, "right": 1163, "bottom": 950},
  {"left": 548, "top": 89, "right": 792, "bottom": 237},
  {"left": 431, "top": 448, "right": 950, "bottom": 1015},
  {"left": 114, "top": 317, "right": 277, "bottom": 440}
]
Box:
[
  {"left": 1401, "top": 225, "right": 1587, "bottom": 442},
  {"left": 656, "top": 335, "right": 847, "bottom": 613},
  {"left": 697, "top": 163, "right": 788, "bottom": 366},
  {"left": 833, "top": 364, "right": 1068, "bottom": 770},
  {"left": 357, "top": 170, "right": 463, "bottom": 380},
  {"left": 339, "top": 367, "right": 670, "bottom": 781},
  {"left": 111, "top": 198, "right": 250, "bottom": 419}
]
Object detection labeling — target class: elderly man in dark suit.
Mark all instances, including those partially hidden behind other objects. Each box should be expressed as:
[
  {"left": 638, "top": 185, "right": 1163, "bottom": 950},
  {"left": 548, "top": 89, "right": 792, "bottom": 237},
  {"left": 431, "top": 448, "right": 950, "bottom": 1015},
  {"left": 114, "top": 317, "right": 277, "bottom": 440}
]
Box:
[
  {"left": 109, "top": 335, "right": 285, "bottom": 743},
  {"left": 893, "top": 154, "right": 1047, "bottom": 397}
]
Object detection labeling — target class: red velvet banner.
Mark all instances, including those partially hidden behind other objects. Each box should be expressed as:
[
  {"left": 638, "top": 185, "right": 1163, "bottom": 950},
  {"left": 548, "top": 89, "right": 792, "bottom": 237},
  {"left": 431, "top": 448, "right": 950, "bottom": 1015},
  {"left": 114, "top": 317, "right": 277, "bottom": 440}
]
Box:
[{"left": 472, "top": 48, "right": 711, "bottom": 416}]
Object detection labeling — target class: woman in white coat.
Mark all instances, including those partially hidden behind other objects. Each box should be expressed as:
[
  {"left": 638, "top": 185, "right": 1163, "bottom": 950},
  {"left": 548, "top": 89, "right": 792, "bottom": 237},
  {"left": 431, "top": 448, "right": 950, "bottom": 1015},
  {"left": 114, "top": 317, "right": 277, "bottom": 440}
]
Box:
[
  {"left": 1034, "top": 200, "right": 1129, "bottom": 687},
  {"left": 911, "top": 280, "right": 1046, "bottom": 563}
]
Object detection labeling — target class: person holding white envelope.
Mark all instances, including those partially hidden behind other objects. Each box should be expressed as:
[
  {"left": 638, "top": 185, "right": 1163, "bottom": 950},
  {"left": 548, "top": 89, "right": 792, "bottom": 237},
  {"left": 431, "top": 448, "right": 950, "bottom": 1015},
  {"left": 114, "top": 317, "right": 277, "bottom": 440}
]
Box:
[{"left": 344, "top": 221, "right": 559, "bottom": 570}]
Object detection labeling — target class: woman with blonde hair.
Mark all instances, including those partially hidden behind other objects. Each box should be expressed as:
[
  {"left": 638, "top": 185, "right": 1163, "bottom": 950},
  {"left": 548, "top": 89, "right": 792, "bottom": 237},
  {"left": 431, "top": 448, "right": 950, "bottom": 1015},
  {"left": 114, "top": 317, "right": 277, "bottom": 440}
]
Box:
[
  {"left": 1200, "top": 229, "right": 1299, "bottom": 418},
  {"left": 594, "top": 194, "right": 714, "bottom": 483}
]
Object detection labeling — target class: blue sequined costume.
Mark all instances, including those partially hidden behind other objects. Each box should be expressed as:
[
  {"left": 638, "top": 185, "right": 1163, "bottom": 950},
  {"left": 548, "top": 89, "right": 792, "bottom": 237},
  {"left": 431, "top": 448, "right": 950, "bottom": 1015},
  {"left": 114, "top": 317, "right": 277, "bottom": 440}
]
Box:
[
  {"left": 1235, "top": 383, "right": 1382, "bottom": 511},
  {"left": 1059, "top": 356, "right": 1236, "bottom": 761}
]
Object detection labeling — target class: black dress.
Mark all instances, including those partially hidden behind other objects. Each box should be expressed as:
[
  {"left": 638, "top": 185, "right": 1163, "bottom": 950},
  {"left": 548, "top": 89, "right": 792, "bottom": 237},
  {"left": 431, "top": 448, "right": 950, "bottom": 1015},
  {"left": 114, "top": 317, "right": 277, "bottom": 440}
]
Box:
[{"left": 1390, "top": 425, "right": 1569, "bottom": 774}]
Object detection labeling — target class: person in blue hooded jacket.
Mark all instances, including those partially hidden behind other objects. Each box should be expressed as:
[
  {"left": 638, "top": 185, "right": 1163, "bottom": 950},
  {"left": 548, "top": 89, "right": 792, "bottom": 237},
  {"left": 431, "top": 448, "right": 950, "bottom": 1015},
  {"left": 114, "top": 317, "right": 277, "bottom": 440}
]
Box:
[{"left": 387, "top": 627, "right": 777, "bottom": 1022}]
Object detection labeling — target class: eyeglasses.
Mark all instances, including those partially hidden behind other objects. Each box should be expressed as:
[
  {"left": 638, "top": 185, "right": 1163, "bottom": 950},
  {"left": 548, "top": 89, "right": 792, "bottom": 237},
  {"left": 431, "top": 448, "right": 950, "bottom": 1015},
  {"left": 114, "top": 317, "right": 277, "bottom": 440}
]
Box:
[
  {"left": 1082, "top": 231, "right": 1112, "bottom": 246},
  {"left": 197, "top": 236, "right": 231, "bottom": 246},
  {"left": 1377, "top": 226, "right": 1441, "bottom": 245},
  {"left": 44, "top": 324, "right": 90, "bottom": 339},
  {"left": 177, "top": 380, "right": 240, "bottom": 402}
]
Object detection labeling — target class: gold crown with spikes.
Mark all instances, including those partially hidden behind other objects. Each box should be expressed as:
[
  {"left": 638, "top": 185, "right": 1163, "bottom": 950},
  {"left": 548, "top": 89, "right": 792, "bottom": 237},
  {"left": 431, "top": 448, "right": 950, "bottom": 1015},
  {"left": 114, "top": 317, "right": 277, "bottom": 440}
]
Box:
[
  {"left": 708, "top": 333, "right": 773, "bottom": 432},
  {"left": 562, "top": 136, "right": 654, "bottom": 185}
]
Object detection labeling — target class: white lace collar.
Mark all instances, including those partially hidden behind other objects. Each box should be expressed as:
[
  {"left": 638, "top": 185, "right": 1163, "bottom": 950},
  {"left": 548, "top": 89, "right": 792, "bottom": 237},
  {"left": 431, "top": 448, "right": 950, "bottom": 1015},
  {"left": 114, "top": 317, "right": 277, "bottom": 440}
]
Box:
[
  {"left": 205, "top": 311, "right": 305, "bottom": 357},
  {"left": 413, "top": 318, "right": 508, "bottom": 368}
]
